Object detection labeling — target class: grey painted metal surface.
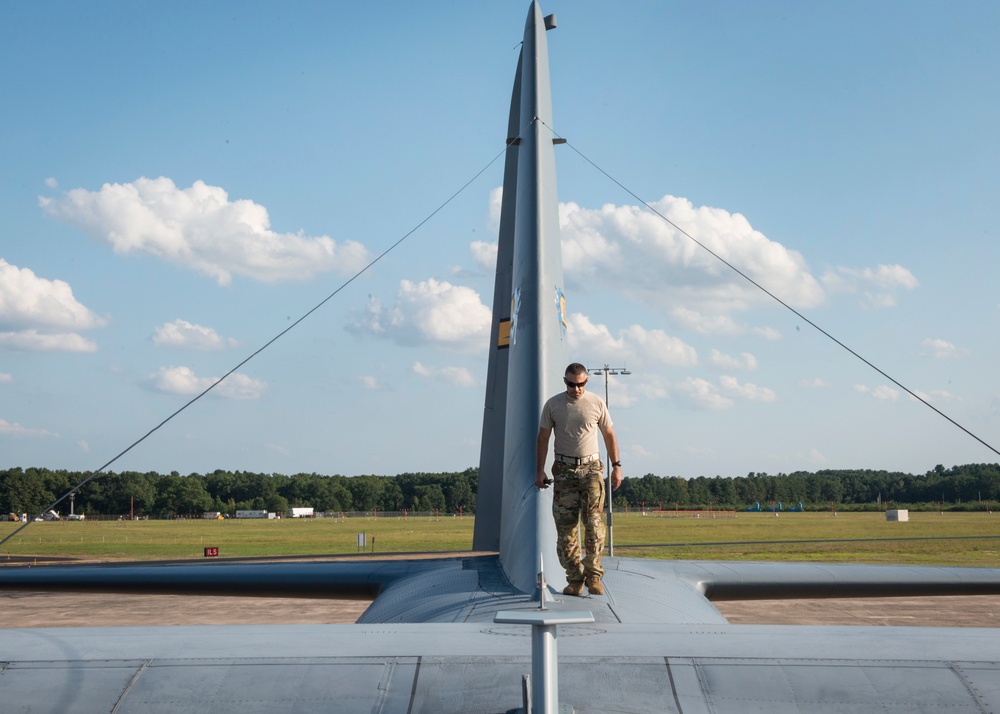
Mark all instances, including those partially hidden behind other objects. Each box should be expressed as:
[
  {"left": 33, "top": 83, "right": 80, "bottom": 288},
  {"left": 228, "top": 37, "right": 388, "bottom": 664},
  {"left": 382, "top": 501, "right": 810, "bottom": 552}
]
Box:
[
  {"left": 0, "top": 623, "right": 997, "bottom": 713},
  {"left": 495, "top": 610, "right": 597, "bottom": 714},
  {"left": 495, "top": 0, "right": 568, "bottom": 595},
  {"left": 1, "top": 3, "right": 1000, "bottom": 712},
  {"left": 3, "top": 556, "right": 999, "bottom": 625}
]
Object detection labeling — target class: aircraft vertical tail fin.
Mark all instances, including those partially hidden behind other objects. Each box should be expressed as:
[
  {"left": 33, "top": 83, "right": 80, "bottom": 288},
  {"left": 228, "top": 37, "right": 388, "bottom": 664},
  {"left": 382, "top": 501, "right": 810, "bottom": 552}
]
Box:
[{"left": 475, "top": 1, "right": 567, "bottom": 593}]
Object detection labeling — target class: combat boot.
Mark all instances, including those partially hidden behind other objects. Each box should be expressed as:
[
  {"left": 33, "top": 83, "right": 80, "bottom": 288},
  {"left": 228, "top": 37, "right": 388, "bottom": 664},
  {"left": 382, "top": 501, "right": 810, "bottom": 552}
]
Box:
[
  {"left": 586, "top": 577, "right": 605, "bottom": 595},
  {"left": 562, "top": 580, "right": 585, "bottom": 597}
]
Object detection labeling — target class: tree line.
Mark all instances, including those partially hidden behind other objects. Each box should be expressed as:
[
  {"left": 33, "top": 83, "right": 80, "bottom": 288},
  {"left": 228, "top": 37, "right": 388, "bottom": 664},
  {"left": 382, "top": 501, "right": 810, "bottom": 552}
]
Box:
[
  {"left": 0, "top": 468, "right": 477, "bottom": 519},
  {"left": 615, "top": 463, "right": 1000, "bottom": 511},
  {"left": 1, "top": 463, "right": 997, "bottom": 518}
]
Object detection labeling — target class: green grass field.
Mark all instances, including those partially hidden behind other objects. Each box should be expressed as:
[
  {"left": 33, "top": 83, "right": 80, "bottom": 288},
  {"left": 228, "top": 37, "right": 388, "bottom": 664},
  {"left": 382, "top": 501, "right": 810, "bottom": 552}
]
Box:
[
  {"left": 1, "top": 511, "right": 997, "bottom": 566},
  {"left": 611, "top": 510, "right": 999, "bottom": 565}
]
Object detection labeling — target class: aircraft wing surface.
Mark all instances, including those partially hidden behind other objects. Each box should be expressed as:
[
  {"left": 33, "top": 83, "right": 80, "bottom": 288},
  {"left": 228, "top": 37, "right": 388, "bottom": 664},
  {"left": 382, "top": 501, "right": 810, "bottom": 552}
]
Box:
[
  {"left": 3, "top": 556, "right": 1000, "bottom": 625},
  {"left": 0, "top": 556, "right": 463, "bottom": 599},
  {"left": 1, "top": 621, "right": 998, "bottom": 713},
  {"left": 612, "top": 557, "right": 1000, "bottom": 600}
]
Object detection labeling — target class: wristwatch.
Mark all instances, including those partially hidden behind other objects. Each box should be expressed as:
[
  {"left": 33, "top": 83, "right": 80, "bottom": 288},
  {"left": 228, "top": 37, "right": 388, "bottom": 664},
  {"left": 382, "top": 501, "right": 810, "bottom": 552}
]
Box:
[{"left": 611, "top": 461, "right": 622, "bottom": 468}]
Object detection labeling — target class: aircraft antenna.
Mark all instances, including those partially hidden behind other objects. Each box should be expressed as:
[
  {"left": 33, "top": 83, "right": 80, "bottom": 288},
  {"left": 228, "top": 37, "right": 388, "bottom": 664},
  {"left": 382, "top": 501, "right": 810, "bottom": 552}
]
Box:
[{"left": 536, "top": 552, "right": 548, "bottom": 610}]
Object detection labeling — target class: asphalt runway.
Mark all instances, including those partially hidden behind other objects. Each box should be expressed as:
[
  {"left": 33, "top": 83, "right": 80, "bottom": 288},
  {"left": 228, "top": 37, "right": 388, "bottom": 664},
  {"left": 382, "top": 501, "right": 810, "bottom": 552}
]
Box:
[{"left": 2, "top": 591, "right": 998, "bottom": 628}]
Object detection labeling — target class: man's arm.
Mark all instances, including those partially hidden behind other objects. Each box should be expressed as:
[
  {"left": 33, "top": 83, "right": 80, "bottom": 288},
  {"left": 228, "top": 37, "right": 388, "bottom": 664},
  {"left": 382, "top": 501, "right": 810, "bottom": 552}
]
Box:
[
  {"left": 535, "top": 427, "right": 552, "bottom": 489},
  {"left": 600, "top": 424, "right": 623, "bottom": 490}
]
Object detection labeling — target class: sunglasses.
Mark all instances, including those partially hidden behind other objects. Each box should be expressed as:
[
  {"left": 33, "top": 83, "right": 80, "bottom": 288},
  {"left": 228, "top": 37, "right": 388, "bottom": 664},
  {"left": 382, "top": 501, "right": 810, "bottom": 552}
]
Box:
[{"left": 564, "top": 378, "right": 588, "bottom": 388}]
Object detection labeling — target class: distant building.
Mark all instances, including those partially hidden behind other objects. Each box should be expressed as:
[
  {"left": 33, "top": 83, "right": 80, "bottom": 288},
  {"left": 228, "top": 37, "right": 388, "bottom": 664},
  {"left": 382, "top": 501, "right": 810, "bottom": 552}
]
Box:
[{"left": 235, "top": 510, "right": 273, "bottom": 519}]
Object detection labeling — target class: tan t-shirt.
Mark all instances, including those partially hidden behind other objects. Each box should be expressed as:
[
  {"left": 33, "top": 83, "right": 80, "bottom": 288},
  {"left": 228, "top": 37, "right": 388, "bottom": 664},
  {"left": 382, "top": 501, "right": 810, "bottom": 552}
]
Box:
[{"left": 540, "top": 391, "right": 612, "bottom": 457}]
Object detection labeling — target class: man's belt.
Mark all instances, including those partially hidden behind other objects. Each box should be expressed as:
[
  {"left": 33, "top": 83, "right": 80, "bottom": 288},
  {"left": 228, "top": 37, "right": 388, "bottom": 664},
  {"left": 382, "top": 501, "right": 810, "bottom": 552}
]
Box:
[{"left": 554, "top": 453, "right": 600, "bottom": 466}]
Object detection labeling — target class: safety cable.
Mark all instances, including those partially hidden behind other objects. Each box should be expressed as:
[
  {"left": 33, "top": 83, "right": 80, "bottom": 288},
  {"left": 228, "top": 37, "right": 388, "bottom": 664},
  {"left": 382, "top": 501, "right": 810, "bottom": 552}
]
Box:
[
  {"left": 9, "top": 115, "right": 996, "bottom": 549},
  {"left": 0, "top": 135, "right": 518, "bottom": 549},
  {"left": 535, "top": 117, "right": 999, "bottom": 459}
]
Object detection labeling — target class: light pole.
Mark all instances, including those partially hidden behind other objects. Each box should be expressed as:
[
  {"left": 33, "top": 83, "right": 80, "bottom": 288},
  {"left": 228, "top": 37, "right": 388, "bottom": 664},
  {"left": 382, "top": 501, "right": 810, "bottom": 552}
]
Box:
[
  {"left": 588, "top": 364, "right": 630, "bottom": 556},
  {"left": 588, "top": 364, "right": 631, "bottom": 409}
]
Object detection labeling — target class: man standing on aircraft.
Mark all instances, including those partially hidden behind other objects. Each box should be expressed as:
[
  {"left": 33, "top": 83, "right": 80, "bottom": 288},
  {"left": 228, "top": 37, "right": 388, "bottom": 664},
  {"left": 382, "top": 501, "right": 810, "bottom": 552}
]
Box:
[{"left": 536, "top": 362, "right": 622, "bottom": 596}]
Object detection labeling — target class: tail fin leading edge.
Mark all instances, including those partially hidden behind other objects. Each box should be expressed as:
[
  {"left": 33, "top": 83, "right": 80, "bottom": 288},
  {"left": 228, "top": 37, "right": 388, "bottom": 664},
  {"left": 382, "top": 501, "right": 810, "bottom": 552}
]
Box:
[{"left": 475, "top": 1, "right": 567, "bottom": 594}]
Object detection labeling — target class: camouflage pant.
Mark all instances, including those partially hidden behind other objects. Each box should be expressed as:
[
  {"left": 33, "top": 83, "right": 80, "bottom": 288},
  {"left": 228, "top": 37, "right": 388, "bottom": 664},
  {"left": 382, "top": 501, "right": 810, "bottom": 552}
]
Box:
[{"left": 551, "top": 460, "right": 606, "bottom": 581}]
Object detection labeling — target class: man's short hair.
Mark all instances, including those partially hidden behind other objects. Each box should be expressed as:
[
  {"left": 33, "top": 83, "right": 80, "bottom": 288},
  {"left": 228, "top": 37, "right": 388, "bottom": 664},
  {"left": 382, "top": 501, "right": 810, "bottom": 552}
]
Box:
[{"left": 565, "top": 362, "right": 587, "bottom": 377}]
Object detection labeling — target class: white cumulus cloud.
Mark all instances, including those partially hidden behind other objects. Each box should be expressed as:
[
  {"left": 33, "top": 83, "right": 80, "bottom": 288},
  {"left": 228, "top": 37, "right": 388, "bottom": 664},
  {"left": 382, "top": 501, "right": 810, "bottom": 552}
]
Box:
[
  {"left": 470, "top": 240, "right": 498, "bottom": 272},
  {"left": 568, "top": 313, "right": 697, "bottom": 368},
  {"left": 565, "top": 313, "right": 623, "bottom": 356},
  {"left": 152, "top": 319, "right": 238, "bottom": 350},
  {"left": 0, "top": 418, "right": 57, "bottom": 438},
  {"left": 822, "top": 264, "right": 918, "bottom": 308},
  {"left": 912, "top": 388, "right": 961, "bottom": 404},
  {"left": 672, "top": 377, "right": 734, "bottom": 411},
  {"left": 669, "top": 307, "right": 782, "bottom": 340},
  {"left": 921, "top": 337, "right": 963, "bottom": 359},
  {"left": 488, "top": 186, "right": 504, "bottom": 227},
  {"left": 358, "top": 375, "right": 385, "bottom": 390},
  {"left": 804, "top": 448, "right": 828, "bottom": 465},
  {"left": 0, "top": 258, "right": 104, "bottom": 352},
  {"left": 0, "top": 372, "right": 13, "bottom": 383},
  {"left": 350, "top": 278, "right": 490, "bottom": 351},
  {"left": 412, "top": 361, "right": 476, "bottom": 387},
  {"left": 640, "top": 374, "right": 775, "bottom": 411},
  {"left": 474, "top": 194, "right": 915, "bottom": 335},
  {"left": 854, "top": 384, "right": 900, "bottom": 401},
  {"left": 559, "top": 195, "right": 825, "bottom": 314},
  {"left": 148, "top": 365, "right": 266, "bottom": 400},
  {"left": 0, "top": 330, "right": 97, "bottom": 352},
  {"left": 40, "top": 177, "right": 371, "bottom": 286},
  {"left": 620, "top": 324, "right": 698, "bottom": 366},
  {"left": 718, "top": 375, "right": 777, "bottom": 402},
  {"left": 709, "top": 349, "right": 757, "bottom": 371}
]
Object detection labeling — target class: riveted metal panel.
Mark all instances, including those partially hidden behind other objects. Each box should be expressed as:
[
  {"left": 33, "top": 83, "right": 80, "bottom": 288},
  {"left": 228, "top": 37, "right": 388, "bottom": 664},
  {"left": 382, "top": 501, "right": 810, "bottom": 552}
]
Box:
[
  {"left": 690, "top": 658, "right": 996, "bottom": 714},
  {"left": 0, "top": 660, "right": 144, "bottom": 713},
  {"left": 119, "top": 658, "right": 418, "bottom": 713}
]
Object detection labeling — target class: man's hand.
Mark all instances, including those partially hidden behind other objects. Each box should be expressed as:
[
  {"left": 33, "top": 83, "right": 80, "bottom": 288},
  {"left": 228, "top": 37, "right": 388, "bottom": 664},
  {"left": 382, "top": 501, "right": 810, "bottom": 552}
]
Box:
[
  {"left": 610, "top": 464, "right": 623, "bottom": 491},
  {"left": 535, "top": 427, "right": 552, "bottom": 489}
]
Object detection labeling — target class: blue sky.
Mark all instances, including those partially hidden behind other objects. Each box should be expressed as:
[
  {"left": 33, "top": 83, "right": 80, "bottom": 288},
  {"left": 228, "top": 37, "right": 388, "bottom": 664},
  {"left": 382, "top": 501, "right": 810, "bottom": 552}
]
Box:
[{"left": 2, "top": 1, "right": 998, "bottom": 481}]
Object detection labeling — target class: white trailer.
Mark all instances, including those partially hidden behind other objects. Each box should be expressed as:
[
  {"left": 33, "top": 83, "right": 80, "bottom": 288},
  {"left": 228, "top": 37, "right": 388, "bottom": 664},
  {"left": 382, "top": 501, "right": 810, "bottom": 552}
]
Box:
[
  {"left": 235, "top": 510, "right": 271, "bottom": 519},
  {"left": 288, "top": 507, "right": 314, "bottom": 518}
]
